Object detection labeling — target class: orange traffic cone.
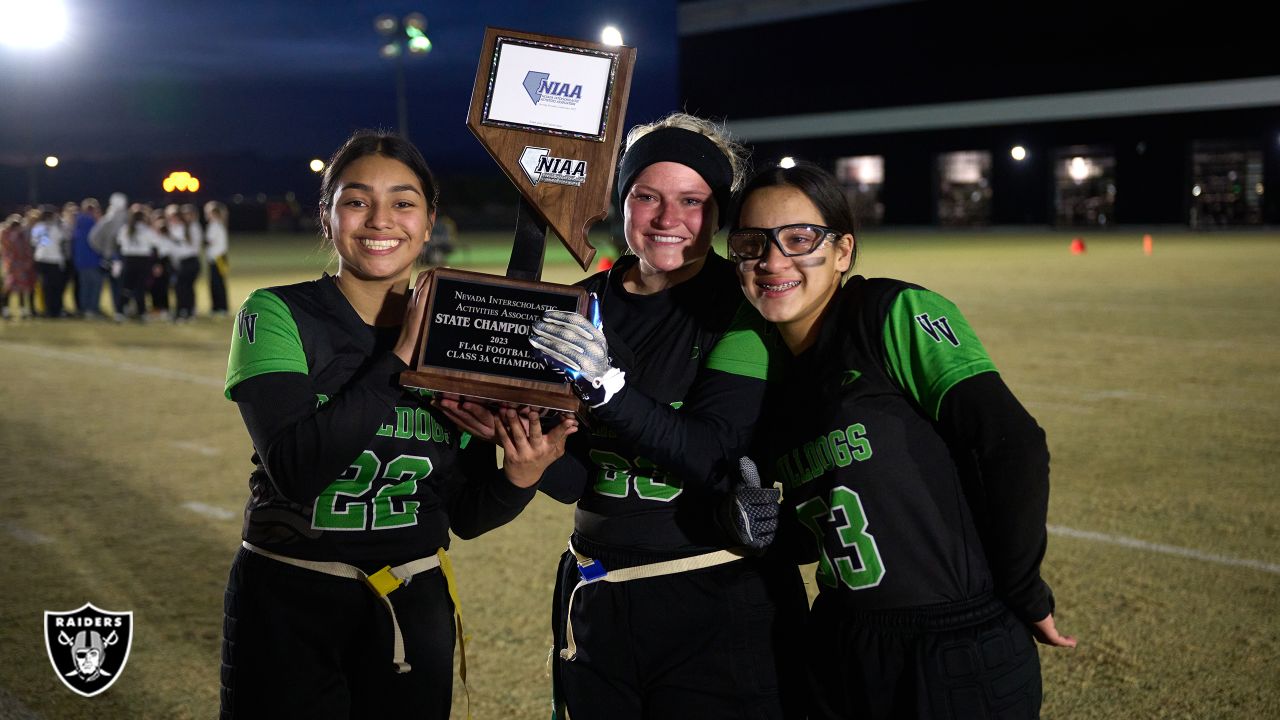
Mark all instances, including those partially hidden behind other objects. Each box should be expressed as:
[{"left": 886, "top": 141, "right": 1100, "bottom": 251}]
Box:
[
  {"left": 1070, "top": 237, "right": 1086, "bottom": 255},
  {"left": 597, "top": 256, "right": 614, "bottom": 271},
  {"left": 1142, "top": 234, "right": 1153, "bottom": 255}
]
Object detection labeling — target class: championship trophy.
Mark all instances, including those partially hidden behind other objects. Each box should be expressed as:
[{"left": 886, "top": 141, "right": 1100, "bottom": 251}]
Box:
[{"left": 399, "top": 28, "right": 636, "bottom": 412}]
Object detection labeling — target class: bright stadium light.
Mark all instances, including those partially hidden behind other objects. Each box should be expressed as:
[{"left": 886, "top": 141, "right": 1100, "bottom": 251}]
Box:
[
  {"left": 1068, "top": 157, "right": 1089, "bottom": 182},
  {"left": 407, "top": 34, "right": 432, "bottom": 53},
  {"left": 779, "top": 156, "right": 797, "bottom": 169},
  {"left": 164, "top": 171, "right": 201, "bottom": 193},
  {"left": 601, "top": 25, "right": 623, "bottom": 46},
  {"left": 374, "top": 14, "right": 398, "bottom": 36},
  {"left": 44, "top": 155, "right": 59, "bottom": 168},
  {"left": 0, "top": 0, "right": 68, "bottom": 49},
  {"left": 404, "top": 13, "right": 431, "bottom": 53},
  {"left": 1011, "top": 146, "right": 1027, "bottom": 161},
  {"left": 310, "top": 159, "right": 326, "bottom": 173}
]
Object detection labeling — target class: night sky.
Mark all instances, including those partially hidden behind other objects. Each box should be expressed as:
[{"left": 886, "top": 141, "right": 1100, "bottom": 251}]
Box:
[{"left": 0, "top": 0, "right": 678, "bottom": 185}]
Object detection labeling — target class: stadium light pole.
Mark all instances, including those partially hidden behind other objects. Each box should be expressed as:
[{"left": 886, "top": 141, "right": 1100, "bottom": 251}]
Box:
[{"left": 375, "top": 12, "right": 432, "bottom": 141}]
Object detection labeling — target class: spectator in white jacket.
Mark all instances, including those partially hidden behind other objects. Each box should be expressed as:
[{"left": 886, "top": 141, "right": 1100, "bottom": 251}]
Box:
[
  {"left": 117, "top": 208, "right": 160, "bottom": 320},
  {"left": 171, "top": 203, "right": 202, "bottom": 321},
  {"left": 203, "top": 201, "right": 230, "bottom": 317},
  {"left": 30, "top": 209, "right": 67, "bottom": 318}
]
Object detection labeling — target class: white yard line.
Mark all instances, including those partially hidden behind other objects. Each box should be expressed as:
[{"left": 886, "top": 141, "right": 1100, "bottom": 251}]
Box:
[
  {"left": 0, "top": 521, "right": 53, "bottom": 545},
  {"left": 0, "top": 340, "right": 223, "bottom": 388},
  {"left": 181, "top": 502, "right": 238, "bottom": 521},
  {"left": 1048, "top": 524, "right": 1280, "bottom": 575},
  {"left": 1021, "top": 401, "right": 1095, "bottom": 414},
  {"left": 171, "top": 441, "right": 222, "bottom": 456},
  {"left": 1021, "top": 384, "right": 1264, "bottom": 413}
]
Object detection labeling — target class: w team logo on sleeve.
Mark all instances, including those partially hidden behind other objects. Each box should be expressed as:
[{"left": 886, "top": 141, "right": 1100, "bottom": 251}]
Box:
[
  {"left": 44, "top": 603, "right": 134, "bottom": 697},
  {"left": 236, "top": 308, "right": 258, "bottom": 344},
  {"left": 914, "top": 312, "right": 960, "bottom": 347}
]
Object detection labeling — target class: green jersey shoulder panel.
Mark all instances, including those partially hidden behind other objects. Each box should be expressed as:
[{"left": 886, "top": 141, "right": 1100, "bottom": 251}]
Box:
[
  {"left": 225, "top": 289, "right": 308, "bottom": 398},
  {"left": 880, "top": 287, "right": 997, "bottom": 420}
]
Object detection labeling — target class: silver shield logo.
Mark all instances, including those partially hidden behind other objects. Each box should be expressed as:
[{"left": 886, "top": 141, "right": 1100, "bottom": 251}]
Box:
[{"left": 44, "top": 602, "right": 134, "bottom": 697}]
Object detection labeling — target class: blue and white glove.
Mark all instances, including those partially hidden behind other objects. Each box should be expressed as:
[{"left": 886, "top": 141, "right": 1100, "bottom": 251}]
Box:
[
  {"left": 719, "top": 457, "right": 781, "bottom": 552},
  {"left": 529, "top": 297, "right": 626, "bottom": 408}
]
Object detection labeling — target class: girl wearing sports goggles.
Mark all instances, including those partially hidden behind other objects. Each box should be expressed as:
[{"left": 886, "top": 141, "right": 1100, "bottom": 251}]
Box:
[{"left": 732, "top": 161, "right": 1074, "bottom": 720}]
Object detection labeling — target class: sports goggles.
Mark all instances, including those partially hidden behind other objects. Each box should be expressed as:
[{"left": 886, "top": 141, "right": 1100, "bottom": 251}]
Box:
[{"left": 727, "top": 223, "right": 838, "bottom": 260}]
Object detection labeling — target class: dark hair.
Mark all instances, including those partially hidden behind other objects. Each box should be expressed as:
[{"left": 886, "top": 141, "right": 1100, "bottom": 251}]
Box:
[
  {"left": 319, "top": 129, "right": 439, "bottom": 211},
  {"left": 732, "top": 161, "right": 859, "bottom": 268},
  {"left": 127, "top": 209, "right": 147, "bottom": 241}
]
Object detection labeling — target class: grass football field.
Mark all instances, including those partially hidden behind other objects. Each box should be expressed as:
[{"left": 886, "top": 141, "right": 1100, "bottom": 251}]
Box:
[{"left": 0, "top": 229, "right": 1276, "bottom": 719}]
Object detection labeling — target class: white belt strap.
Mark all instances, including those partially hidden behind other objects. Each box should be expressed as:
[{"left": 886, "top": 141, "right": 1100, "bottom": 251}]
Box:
[
  {"left": 241, "top": 541, "right": 439, "bottom": 673},
  {"left": 558, "top": 541, "right": 747, "bottom": 661}
]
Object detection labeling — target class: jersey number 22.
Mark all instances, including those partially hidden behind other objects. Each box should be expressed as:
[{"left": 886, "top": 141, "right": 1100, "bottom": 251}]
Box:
[{"left": 313, "top": 451, "right": 431, "bottom": 530}]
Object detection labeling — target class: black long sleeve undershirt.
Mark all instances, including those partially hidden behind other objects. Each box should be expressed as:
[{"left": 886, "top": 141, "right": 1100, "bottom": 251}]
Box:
[
  {"left": 591, "top": 365, "right": 767, "bottom": 490},
  {"left": 232, "top": 354, "right": 535, "bottom": 535},
  {"left": 538, "top": 448, "right": 592, "bottom": 505},
  {"left": 447, "top": 440, "right": 538, "bottom": 539},
  {"left": 938, "top": 371, "right": 1054, "bottom": 623},
  {"left": 537, "top": 366, "right": 766, "bottom": 507},
  {"left": 233, "top": 353, "right": 407, "bottom": 504}
]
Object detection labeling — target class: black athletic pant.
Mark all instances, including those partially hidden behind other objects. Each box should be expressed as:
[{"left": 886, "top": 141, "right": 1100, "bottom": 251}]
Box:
[
  {"left": 122, "top": 257, "right": 151, "bottom": 318},
  {"left": 220, "top": 547, "right": 456, "bottom": 720},
  {"left": 150, "top": 259, "right": 170, "bottom": 312},
  {"left": 552, "top": 536, "right": 809, "bottom": 720},
  {"left": 209, "top": 254, "right": 229, "bottom": 313},
  {"left": 175, "top": 257, "right": 199, "bottom": 318},
  {"left": 66, "top": 263, "right": 79, "bottom": 314},
  {"left": 35, "top": 261, "right": 65, "bottom": 317},
  {"left": 805, "top": 592, "right": 1042, "bottom": 720}
]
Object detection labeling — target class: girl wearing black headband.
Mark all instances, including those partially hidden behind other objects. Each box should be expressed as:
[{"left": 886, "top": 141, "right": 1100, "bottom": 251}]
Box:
[{"left": 521, "top": 113, "right": 807, "bottom": 719}]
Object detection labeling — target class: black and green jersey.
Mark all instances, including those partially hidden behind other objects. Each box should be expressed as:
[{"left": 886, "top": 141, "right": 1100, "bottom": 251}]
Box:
[
  {"left": 759, "top": 276, "right": 1053, "bottom": 619},
  {"left": 225, "top": 276, "right": 535, "bottom": 572},
  {"left": 539, "top": 252, "right": 775, "bottom": 555}
]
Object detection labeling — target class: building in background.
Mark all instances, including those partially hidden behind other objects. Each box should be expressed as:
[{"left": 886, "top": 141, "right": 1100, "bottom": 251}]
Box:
[{"left": 678, "top": 0, "right": 1280, "bottom": 228}]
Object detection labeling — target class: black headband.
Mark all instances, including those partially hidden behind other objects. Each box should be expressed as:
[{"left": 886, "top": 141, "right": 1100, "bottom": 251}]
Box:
[{"left": 615, "top": 127, "right": 734, "bottom": 230}]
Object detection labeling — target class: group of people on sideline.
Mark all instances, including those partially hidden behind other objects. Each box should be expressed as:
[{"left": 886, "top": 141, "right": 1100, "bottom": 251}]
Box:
[
  {"left": 219, "top": 117, "right": 1072, "bottom": 720},
  {"left": 0, "top": 196, "right": 229, "bottom": 322}
]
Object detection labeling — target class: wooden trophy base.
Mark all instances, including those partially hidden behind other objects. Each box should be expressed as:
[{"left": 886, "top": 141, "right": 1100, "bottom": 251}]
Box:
[{"left": 400, "top": 367, "right": 581, "bottom": 414}]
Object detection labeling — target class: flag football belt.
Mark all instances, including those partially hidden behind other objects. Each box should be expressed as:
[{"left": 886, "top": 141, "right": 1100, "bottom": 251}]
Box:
[
  {"left": 240, "top": 542, "right": 466, "bottom": 677},
  {"left": 558, "top": 540, "right": 747, "bottom": 661}
]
